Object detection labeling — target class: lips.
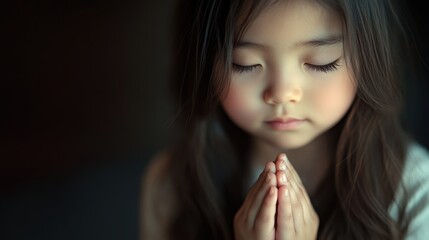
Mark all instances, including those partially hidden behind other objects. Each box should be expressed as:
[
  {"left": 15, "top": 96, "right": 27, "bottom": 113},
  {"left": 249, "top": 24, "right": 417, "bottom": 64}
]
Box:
[{"left": 265, "top": 117, "right": 306, "bottom": 131}]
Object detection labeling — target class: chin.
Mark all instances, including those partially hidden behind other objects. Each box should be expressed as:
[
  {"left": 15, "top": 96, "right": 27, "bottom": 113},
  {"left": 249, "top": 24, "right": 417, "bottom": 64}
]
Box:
[{"left": 265, "top": 136, "right": 315, "bottom": 150}]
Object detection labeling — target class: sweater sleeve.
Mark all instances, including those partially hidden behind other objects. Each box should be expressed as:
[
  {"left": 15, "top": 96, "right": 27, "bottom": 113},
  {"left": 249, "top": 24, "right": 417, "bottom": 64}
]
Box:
[{"left": 389, "top": 143, "right": 429, "bottom": 240}]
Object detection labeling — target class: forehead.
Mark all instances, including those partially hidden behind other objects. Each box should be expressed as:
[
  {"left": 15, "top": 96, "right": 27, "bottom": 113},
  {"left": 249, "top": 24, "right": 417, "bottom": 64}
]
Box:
[{"left": 238, "top": 0, "right": 343, "bottom": 49}]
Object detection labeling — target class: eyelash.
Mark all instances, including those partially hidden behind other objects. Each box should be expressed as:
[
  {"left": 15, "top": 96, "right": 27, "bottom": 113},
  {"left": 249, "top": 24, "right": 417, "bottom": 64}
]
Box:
[
  {"left": 305, "top": 60, "right": 340, "bottom": 73},
  {"left": 232, "top": 64, "right": 260, "bottom": 73},
  {"left": 232, "top": 59, "right": 340, "bottom": 74}
]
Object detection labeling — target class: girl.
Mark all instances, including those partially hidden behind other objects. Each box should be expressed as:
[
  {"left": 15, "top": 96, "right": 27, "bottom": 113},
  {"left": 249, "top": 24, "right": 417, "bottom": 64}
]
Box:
[{"left": 141, "top": 0, "right": 429, "bottom": 239}]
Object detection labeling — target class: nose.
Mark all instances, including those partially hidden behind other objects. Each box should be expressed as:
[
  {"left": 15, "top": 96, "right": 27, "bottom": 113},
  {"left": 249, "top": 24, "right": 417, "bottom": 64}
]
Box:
[{"left": 263, "top": 81, "right": 303, "bottom": 105}]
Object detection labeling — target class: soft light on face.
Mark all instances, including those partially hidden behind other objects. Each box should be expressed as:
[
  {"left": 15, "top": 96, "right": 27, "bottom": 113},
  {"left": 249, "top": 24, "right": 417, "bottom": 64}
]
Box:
[{"left": 221, "top": 0, "right": 357, "bottom": 150}]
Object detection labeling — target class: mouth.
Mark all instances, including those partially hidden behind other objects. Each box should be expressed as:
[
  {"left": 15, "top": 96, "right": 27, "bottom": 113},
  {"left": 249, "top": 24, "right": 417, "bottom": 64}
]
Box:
[{"left": 265, "top": 117, "right": 306, "bottom": 131}]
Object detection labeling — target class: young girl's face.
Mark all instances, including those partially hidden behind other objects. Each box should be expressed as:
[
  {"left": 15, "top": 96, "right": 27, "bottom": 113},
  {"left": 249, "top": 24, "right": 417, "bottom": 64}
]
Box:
[{"left": 221, "top": 0, "right": 357, "bottom": 150}]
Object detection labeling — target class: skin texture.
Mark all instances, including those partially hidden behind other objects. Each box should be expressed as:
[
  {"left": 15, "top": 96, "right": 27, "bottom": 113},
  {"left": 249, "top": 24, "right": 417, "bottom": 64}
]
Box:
[
  {"left": 223, "top": 0, "right": 357, "bottom": 239},
  {"left": 222, "top": 0, "right": 356, "bottom": 151}
]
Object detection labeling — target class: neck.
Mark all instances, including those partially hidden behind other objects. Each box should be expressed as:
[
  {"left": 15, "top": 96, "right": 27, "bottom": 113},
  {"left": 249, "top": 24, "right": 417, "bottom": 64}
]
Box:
[{"left": 250, "top": 129, "right": 338, "bottom": 196}]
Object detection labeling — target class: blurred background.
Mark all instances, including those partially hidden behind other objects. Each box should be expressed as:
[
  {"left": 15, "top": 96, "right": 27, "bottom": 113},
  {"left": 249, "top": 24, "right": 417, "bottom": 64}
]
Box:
[
  {"left": 0, "top": 0, "right": 428, "bottom": 240},
  {"left": 1, "top": 0, "right": 175, "bottom": 239}
]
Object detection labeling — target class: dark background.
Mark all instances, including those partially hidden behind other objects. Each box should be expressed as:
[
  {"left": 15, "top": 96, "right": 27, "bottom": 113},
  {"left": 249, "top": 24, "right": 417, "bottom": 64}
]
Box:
[{"left": 1, "top": 1, "right": 428, "bottom": 240}]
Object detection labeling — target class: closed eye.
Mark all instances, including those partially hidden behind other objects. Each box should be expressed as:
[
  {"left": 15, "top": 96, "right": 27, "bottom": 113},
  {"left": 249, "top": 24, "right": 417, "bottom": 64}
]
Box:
[
  {"left": 232, "top": 64, "right": 261, "bottom": 73},
  {"left": 305, "top": 59, "right": 340, "bottom": 73}
]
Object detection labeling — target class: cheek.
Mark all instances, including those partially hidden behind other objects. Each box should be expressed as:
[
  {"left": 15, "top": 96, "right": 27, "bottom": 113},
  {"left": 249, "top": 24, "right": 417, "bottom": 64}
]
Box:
[
  {"left": 311, "top": 76, "right": 356, "bottom": 116},
  {"left": 221, "top": 84, "right": 261, "bottom": 126}
]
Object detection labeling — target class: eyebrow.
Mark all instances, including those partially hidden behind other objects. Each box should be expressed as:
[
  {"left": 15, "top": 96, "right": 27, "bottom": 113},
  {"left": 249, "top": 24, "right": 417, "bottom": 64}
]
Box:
[
  {"left": 235, "top": 35, "right": 343, "bottom": 49},
  {"left": 298, "top": 35, "right": 343, "bottom": 47}
]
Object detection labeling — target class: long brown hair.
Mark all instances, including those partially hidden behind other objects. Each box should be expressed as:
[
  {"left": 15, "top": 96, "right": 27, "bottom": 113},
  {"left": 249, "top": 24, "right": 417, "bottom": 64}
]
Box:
[{"left": 166, "top": 0, "right": 413, "bottom": 239}]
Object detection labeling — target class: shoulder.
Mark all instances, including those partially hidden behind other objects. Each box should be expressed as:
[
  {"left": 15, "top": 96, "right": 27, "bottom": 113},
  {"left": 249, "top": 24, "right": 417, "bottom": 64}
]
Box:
[
  {"left": 391, "top": 142, "right": 429, "bottom": 239},
  {"left": 139, "top": 150, "right": 177, "bottom": 240},
  {"left": 402, "top": 142, "right": 429, "bottom": 189}
]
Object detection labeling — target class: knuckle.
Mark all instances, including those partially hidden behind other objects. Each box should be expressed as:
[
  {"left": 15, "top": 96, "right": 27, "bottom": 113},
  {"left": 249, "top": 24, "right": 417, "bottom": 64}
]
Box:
[
  {"left": 312, "top": 212, "right": 320, "bottom": 224},
  {"left": 296, "top": 190, "right": 305, "bottom": 202},
  {"left": 265, "top": 161, "right": 274, "bottom": 172},
  {"left": 265, "top": 172, "right": 271, "bottom": 182},
  {"left": 254, "top": 215, "right": 268, "bottom": 229},
  {"left": 315, "top": 214, "right": 320, "bottom": 223},
  {"left": 276, "top": 170, "right": 285, "bottom": 184},
  {"left": 266, "top": 172, "right": 275, "bottom": 185}
]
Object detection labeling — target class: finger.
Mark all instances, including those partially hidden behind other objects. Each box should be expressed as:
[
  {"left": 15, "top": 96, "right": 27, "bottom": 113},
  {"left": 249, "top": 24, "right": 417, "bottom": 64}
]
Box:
[
  {"left": 266, "top": 160, "right": 276, "bottom": 173},
  {"left": 291, "top": 175, "right": 312, "bottom": 222},
  {"left": 288, "top": 172, "right": 305, "bottom": 230},
  {"left": 246, "top": 161, "right": 275, "bottom": 197},
  {"left": 277, "top": 169, "right": 305, "bottom": 234},
  {"left": 275, "top": 154, "right": 294, "bottom": 188},
  {"left": 249, "top": 160, "right": 275, "bottom": 198},
  {"left": 277, "top": 185, "right": 294, "bottom": 239},
  {"left": 247, "top": 171, "right": 276, "bottom": 228},
  {"left": 254, "top": 186, "right": 277, "bottom": 238},
  {"left": 243, "top": 165, "right": 270, "bottom": 214},
  {"left": 276, "top": 169, "right": 288, "bottom": 188},
  {"left": 275, "top": 154, "right": 287, "bottom": 172},
  {"left": 283, "top": 154, "right": 317, "bottom": 221},
  {"left": 282, "top": 154, "right": 303, "bottom": 186},
  {"left": 283, "top": 154, "right": 312, "bottom": 205}
]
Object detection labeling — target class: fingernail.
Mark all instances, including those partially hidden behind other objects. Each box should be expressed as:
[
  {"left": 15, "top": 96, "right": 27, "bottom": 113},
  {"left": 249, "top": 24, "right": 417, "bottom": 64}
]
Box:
[{"left": 279, "top": 153, "right": 286, "bottom": 161}]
